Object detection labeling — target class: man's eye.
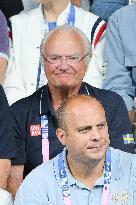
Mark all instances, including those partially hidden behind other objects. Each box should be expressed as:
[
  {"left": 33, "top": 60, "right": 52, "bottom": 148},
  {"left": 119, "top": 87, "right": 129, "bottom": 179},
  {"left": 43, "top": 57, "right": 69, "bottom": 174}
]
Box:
[
  {"left": 49, "top": 56, "right": 60, "bottom": 61},
  {"left": 97, "top": 124, "right": 105, "bottom": 129},
  {"left": 68, "top": 56, "right": 79, "bottom": 61},
  {"left": 79, "top": 127, "right": 91, "bottom": 134}
]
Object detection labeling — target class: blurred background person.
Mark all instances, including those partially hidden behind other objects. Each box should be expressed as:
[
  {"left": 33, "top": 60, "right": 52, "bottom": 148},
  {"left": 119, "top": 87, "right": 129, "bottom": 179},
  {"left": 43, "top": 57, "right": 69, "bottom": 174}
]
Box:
[
  {"left": 0, "top": 0, "right": 40, "bottom": 27},
  {"left": 78, "top": 0, "right": 129, "bottom": 20},
  {"left": 102, "top": 3, "right": 136, "bottom": 123},
  {"left": 91, "top": 0, "right": 129, "bottom": 22}
]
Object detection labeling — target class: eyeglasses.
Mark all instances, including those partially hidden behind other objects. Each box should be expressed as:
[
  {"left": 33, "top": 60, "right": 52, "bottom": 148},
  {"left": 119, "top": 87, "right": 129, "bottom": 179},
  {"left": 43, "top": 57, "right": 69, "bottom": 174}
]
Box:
[{"left": 42, "top": 53, "right": 90, "bottom": 66}]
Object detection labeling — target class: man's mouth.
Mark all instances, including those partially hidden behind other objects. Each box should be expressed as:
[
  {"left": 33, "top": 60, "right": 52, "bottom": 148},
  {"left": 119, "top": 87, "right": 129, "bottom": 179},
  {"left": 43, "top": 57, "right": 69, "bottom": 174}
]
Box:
[{"left": 87, "top": 145, "right": 102, "bottom": 149}]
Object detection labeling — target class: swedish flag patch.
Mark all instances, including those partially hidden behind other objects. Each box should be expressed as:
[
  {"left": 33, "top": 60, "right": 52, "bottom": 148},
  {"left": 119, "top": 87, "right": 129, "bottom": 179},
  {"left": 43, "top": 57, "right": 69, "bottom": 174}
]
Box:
[{"left": 123, "top": 134, "right": 134, "bottom": 144}]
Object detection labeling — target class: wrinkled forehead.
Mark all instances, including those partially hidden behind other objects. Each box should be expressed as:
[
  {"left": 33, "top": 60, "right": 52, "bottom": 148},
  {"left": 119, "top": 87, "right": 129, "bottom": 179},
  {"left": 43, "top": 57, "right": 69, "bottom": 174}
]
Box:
[{"left": 44, "top": 30, "right": 85, "bottom": 54}]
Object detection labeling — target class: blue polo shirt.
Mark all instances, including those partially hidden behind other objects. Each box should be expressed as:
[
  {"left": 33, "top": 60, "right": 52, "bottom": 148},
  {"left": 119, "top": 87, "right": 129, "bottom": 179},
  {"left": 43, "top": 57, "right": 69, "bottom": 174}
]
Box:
[{"left": 14, "top": 148, "right": 136, "bottom": 205}]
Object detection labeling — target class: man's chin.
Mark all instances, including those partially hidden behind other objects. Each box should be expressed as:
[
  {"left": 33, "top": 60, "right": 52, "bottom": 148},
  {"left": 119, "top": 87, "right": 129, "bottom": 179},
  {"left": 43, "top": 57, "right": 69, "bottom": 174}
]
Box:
[
  {"left": 85, "top": 149, "right": 105, "bottom": 161},
  {"left": 55, "top": 82, "right": 74, "bottom": 90}
]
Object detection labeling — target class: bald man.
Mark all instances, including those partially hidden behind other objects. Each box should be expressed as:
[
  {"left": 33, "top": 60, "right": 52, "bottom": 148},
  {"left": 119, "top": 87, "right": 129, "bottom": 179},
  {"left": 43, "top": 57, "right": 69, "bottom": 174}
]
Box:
[{"left": 14, "top": 95, "right": 136, "bottom": 205}]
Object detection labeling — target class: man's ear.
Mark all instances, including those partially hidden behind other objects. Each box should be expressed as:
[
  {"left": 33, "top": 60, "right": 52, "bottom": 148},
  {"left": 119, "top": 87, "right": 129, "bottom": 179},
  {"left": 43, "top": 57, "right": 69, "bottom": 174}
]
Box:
[{"left": 56, "top": 128, "right": 67, "bottom": 145}]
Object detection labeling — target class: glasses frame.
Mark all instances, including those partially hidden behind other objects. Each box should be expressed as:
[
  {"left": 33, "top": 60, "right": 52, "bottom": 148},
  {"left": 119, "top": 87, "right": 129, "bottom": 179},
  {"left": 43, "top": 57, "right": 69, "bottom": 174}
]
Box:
[{"left": 42, "top": 53, "right": 90, "bottom": 66}]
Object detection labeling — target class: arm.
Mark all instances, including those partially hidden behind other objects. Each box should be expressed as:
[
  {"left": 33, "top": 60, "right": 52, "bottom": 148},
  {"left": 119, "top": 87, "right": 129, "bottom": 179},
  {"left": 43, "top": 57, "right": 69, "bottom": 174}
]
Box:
[
  {"left": 0, "top": 86, "right": 16, "bottom": 189},
  {"left": 0, "top": 159, "right": 13, "bottom": 205},
  {"left": 3, "top": 22, "right": 27, "bottom": 105},
  {"left": 108, "top": 93, "right": 135, "bottom": 153},
  {"left": 0, "top": 58, "right": 7, "bottom": 85},
  {"left": 8, "top": 98, "right": 32, "bottom": 197},
  {"left": 102, "top": 13, "right": 134, "bottom": 111},
  {"left": 84, "top": 19, "right": 106, "bottom": 88},
  {"left": 0, "top": 159, "right": 11, "bottom": 189},
  {"left": 7, "top": 165, "right": 24, "bottom": 199}
]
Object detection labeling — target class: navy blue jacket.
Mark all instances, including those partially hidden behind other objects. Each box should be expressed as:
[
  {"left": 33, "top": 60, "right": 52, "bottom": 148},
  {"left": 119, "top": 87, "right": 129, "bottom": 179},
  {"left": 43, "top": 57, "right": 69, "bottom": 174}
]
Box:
[{"left": 0, "top": 85, "right": 16, "bottom": 159}]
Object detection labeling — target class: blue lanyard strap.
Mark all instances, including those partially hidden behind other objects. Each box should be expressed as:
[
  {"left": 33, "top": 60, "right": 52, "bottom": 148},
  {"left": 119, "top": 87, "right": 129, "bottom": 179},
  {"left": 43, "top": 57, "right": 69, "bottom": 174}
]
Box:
[
  {"left": 67, "top": 4, "right": 75, "bottom": 26},
  {"left": 104, "top": 148, "right": 111, "bottom": 189},
  {"left": 101, "top": 148, "right": 111, "bottom": 205},
  {"left": 36, "top": 63, "right": 41, "bottom": 90},
  {"left": 58, "top": 151, "right": 72, "bottom": 205},
  {"left": 58, "top": 148, "right": 111, "bottom": 205}
]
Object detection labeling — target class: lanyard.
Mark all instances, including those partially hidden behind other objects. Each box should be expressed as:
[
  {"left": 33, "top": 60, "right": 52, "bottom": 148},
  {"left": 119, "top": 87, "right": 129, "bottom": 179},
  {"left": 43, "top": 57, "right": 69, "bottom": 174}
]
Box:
[
  {"left": 41, "top": 114, "right": 49, "bottom": 162},
  {"left": 58, "top": 148, "right": 111, "bottom": 205},
  {"left": 58, "top": 151, "right": 72, "bottom": 205},
  {"left": 67, "top": 4, "right": 75, "bottom": 26},
  {"left": 37, "top": 4, "right": 75, "bottom": 90},
  {"left": 40, "top": 90, "right": 49, "bottom": 162},
  {"left": 101, "top": 148, "right": 111, "bottom": 205}
]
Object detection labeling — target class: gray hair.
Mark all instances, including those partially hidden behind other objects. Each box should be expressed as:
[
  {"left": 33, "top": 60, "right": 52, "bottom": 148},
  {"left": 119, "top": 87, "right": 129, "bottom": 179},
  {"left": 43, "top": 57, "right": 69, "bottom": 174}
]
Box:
[{"left": 40, "top": 24, "right": 92, "bottom": 65}]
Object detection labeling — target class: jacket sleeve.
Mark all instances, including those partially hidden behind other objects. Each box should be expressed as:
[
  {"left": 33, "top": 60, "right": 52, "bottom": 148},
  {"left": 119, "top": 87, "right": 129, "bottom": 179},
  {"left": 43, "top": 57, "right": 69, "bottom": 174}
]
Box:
[
  {"left": 84, "top": 18, "right": 107, "bottom": 88},
  {"left": 3, "top": 24, "right": 28, "bottom": 105},
  {"left": 10, "top": 100, "right": 28, "bottom": 165},
  {"left": 102, "top": 13, "right": 134, "bottom": 111},
  {"left": 0, "top": 86, "right": 16, "bottom": 159},
  {"left": 107, "top": 93, "right": 135, "bottom": 154}
]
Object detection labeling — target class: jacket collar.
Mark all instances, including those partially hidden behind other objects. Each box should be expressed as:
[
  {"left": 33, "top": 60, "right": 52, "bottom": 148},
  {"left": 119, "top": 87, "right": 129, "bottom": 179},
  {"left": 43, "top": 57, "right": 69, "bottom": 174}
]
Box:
[{"left": 39, "top": 1, "right": 72, "bottom": 26}]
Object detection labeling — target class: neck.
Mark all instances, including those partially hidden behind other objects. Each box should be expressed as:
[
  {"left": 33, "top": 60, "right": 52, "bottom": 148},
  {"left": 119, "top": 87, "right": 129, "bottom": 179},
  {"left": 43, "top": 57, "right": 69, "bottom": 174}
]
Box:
[
  {"left": 67, "top": 154, "right": 105, "bottom": 189},
  {"left": 43, "top": 0, "right": 69, "bottom": 22},
  {"left": 49, "top": 84, "right": 81, "bottom": 111}
]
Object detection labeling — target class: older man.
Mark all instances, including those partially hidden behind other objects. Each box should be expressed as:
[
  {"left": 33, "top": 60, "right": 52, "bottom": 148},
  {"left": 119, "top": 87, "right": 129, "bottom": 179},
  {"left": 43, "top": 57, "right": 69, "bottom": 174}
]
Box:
[
  {"left": 4, "top": 0, "right": 106, "bottom": 105},
  {"left": 8, "top": 25, "right": 133, "bottom": 197},
  {"left": 14, "top": 95, "right": 136, "bottom": 205}
]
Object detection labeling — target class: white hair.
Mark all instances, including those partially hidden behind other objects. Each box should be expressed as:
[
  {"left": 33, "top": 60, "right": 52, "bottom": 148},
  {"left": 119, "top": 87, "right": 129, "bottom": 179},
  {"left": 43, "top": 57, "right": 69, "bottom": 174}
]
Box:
[{"left": 40, "top": 24, "right": 92, "bottom": 65}]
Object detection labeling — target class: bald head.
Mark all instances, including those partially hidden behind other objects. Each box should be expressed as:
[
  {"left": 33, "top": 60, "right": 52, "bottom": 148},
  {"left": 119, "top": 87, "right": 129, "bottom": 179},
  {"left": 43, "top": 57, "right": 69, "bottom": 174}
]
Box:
[
  {"left": 56, "top": 95, "right": 109, "bottom": 164},
  {"left": 57, "top": 95, "right": 106, "bottom": 131}
]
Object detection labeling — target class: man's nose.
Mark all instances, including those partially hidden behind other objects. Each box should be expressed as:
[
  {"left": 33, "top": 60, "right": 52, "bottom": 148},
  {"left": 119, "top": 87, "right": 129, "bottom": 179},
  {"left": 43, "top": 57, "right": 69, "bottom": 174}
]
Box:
[
  {"left": 60, "top": 56, "right": 68, "bottom": 65},
  {"left": 59, "top": 57, "right": 69, "bottom": 70},
  {"left": 90, "top": 127, "right": 102, "bottom": 141}
]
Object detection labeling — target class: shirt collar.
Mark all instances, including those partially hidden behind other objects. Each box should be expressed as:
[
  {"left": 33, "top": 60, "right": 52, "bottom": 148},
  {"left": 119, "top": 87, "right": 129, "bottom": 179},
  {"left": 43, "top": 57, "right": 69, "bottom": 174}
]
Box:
[
  {"left": 64, "top": 147, "right": 121, "bottom": 187},
  {"left": 40, "top": 1, "right": 71, "bottom": 25},
  {"left": 63, "top": 148, "right": 104, "bottom": 189},
  {"left": 54, "top": 147, "right": 121, "bottom": 191}
]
